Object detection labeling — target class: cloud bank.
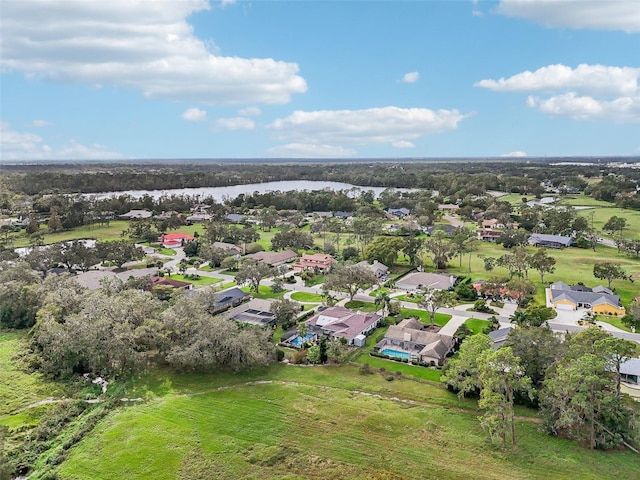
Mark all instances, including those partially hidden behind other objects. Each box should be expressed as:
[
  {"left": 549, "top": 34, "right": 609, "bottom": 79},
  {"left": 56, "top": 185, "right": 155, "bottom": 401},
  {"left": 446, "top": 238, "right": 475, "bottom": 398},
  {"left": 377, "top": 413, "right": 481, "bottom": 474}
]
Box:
[
  {"left": 1, "top": 0, "right": 307, "bottom": 105},
  {"left": 1, "top": 122, "right": 126, "bottom": 160},
  {"left": 477, "top": 64, "right": 640, "bottom": 123},
  {"left": 496, "top": 0, "right": 640, "bottom": 33}
]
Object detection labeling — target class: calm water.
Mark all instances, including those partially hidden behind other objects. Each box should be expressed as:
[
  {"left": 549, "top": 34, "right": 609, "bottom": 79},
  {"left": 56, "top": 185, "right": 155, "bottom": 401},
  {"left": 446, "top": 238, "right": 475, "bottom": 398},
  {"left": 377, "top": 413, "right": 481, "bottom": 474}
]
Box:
[{"left": 89, "top": 180, "right": 415, "bottom": 201}]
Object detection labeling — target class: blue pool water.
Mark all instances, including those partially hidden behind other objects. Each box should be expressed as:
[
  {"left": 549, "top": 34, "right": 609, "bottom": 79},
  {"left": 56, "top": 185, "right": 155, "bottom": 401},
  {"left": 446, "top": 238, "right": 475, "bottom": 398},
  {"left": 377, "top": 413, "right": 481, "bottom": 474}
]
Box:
[
  {"left": 380, "top": 348, "right": 411, "bottom": 359},
  {"left": 290, "top": 333, "right": 314, "bottom": 347}
]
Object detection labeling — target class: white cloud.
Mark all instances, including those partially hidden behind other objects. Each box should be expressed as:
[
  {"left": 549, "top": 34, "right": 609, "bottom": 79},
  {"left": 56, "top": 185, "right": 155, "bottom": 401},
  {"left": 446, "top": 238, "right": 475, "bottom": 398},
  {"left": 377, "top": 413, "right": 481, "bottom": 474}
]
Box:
[
  {"left": 496, "top": 0, "right": 640, "bottom": 33},
  {"left": 267, "top": 143, "right": 357, "bottom": 158},
  {"left": 501, "top": 151, "right": 527, "bottom": 157},
  {"left": 28, "top": 119, "right": 52, "bottom": 127},
  {"left": 477, "top": 63, "right": 640, "bottom": 123},
  {"left": 475, "top": 64, "right": 640, "bottom": 97},
  {"left": 528, "top": 93, "right": 640, "bottom": 123},
  {"left": 1, "top": 0, "right": 307, "bottom": 105},
  {"left": 214, "top": 117, "right": 256, "bottom": 130},
  {"left": 392, "top": 140, "right": 415, "bottom": 149},
  {"left": 401, "top": 72, "right": 420, "bottom": 83},
  {"left": 220, "top": 0, "right": 237, "bottom": 6},
  {"left": 0, "top": 122, "right": 126, "bottom": 160},
  {"left": 182, "top": 107, "right": 207, "bottom": 122},
  {"left": 238, "top": 106, "right": 262, "bottom": 117},
  {"left": 269, "top": 106, "right": 469, "bottom": 146}
]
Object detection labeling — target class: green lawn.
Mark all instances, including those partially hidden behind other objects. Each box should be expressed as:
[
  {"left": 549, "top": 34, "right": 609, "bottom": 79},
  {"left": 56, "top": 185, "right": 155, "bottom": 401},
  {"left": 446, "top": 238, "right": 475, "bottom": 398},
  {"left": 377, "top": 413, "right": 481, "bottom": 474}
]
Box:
[
  {"left": 240, "top": 285, "right": 287, "bottom": 300},
  {"left": 290, "top": 292, "right": 324, "bottom": 302},
  {"left": 399, "top": 308, "right": 451, "bottom": 327},
  {"left": 56, "top": 363, "right": 640, "bottom": 480},
  {"left": 9, "top": 220, "right": 130, "bottom": 247},
  {"left": 395, "top": 294, "right": 421, "bottom": 303},
  {"left": 597, "top": 316, "right": 632, "bottom": 332},
  {"left": 465, "top": 318, "right": 491, "bottom": 334},
  {"left": 344, "top": 300, "right": 380, "bottom": 312},
  {"left": 167, "top": 274, "right": 222, "bottom": 287},
  {"left": 446, "top": 242, "right": 640, "bottom": 306},
  {"left": 353, "top": 353, "right": 442, "bottom": 382},
  {"left": 0, "top": 331, "right": 68, "bottom": 420}
]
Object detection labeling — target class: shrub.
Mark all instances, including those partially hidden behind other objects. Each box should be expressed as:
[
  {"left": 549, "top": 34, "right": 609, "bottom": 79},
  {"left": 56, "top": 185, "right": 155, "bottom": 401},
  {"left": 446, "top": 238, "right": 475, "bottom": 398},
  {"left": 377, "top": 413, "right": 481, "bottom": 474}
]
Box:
[
  {"left": 385, "top": 375, "right": 394, "bottom": 382},
  {"left": 291, "top": 349, "right": 308, "bottom": 364},
  {"left": 359, "top": 363, "right": 373, "bottom": 375},
  {"left": 473, "top": 299, "right": 497, "bottom": 314}
]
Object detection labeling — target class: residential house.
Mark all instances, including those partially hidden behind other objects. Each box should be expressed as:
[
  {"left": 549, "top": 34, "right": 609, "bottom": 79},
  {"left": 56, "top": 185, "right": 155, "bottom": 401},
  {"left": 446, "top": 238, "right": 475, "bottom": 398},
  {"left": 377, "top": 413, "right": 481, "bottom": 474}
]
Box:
[
  {"left": 438, "top": 204, "right": 459, "bottom": 211},
  {"left": 482, "top": 218, "right": 502, "bottom": 229},
  {"left": 528, "top": 233, "right": 573, "bottom": 249},
  {"left": 375, "top": 318, "right": 455, "bottom": 365},
  {"left": 226, "top": 213, "right": 245, "bottom": 223},
  {"left": 489, "top": 326, "right": 514, "bottom": 349},
  {"left": 386, "top": 207, "right": 410, "bottom": 217},
  {"left": 620, "top": 358, "right": 640, "bottom": 386},
  {"left": 547, "top": 281, "right": 625, "bottom": 316},
  {"left": 212, "top": 241, "right": 242, "bottom": 256},
  {"left": 159, "top": 233, "right": 195, "bottom": 248},
  {"left": 245, "top": 249, "right": 298, "bottom": 267},
  {"left": 476, "top": 229, "right": 502, "bottom": 242},
  {"left": 222, "top": 298, "right": 276, "bottom": 327},
  {"left": 185, "top": 213, "right": 212, "bottom": 224},
  {"left": 357, "top": 260, "right": 389, "bottom": 280},
  {"left": 119, "top": 209, "right": 153, "bottom": 220},
  {"left": 156, "top": 210, "right": 181, "bottom": 220},
  {"left": 395, "top": 272, "right": 457, "bottom": 291},
  {"left": 210, "top": 287, "right": 251, "bottom": 314},
  {"left": 151, "top": 276, "right": 192, "bottom": 290},
  {"left": 423, "top": 225, "right": 456, "bottom": 237},
  {"left": 292, "top": 253, "right": 335, "bottom": 273},
  {"left": 333, "top": 211, "right": 354, "bottom": 219},
  {"left": 305, "top": 306, "right": 381, "bottom": 345}
]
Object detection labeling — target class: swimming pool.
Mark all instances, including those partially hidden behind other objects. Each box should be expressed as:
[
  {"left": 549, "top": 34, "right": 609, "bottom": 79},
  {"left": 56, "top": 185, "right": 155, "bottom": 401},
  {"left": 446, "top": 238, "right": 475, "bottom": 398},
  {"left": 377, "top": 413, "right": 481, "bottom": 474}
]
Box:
[
  {"left": 380, "top": 348, "right": 411, "bottom": 359},
  {"left": 290, "top": 333, "right": 314, "bottom": 347}
]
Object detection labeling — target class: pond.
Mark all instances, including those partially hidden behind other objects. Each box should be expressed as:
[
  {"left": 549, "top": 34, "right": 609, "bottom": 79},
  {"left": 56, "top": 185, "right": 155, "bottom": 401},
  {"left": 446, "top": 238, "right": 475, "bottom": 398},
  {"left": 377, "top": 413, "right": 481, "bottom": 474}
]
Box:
[{"left": 88, "top": 180, "right": 417, "bottom": 202}]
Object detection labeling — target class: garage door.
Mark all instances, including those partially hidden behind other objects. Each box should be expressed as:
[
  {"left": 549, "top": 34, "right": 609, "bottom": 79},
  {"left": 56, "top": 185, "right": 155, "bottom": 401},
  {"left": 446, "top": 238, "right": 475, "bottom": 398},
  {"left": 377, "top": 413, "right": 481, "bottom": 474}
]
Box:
[{"left": 556, "top": 304, "right": 574, "bottom": 311}]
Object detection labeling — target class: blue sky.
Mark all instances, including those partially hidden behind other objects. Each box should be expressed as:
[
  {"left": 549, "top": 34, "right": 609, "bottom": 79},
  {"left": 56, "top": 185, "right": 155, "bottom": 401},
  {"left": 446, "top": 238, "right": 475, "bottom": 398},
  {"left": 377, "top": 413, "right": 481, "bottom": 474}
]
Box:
[{"left": 1, "top": 0, "right": 639, "bottom": 161}]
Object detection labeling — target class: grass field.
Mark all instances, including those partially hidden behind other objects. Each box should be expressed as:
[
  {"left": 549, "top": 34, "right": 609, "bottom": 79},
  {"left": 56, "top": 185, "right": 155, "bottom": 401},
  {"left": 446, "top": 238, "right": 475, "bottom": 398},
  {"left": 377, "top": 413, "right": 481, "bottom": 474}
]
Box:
[
  {"left": 0, "top": 331, "right": 68, "bottom": 422},
  {"left": 290, "top": 292, "right": 324, "bottom": 303},
  {"left": 399, "top": 308, "right": 452, "bottom": 327},
  {"left": 56, "top": 363, "right": 640, "bottom": 480},
  {"left": 353, "top": 353, "right": 442, "bottom": 382},
  {"left": 344, "top": 300, "right": 380, "bottom": 312},
  {"left": 168, "top": 274, "right": 222, "bottom": 287},
  {"left": 240, "top": 285, "right": 287, "bottom": 300},
  {"left": 464, "top": 318, "right": 491, "bottom": 335},
  {"left": 446, "top": 242, "right": 640, "bottom": 306}
]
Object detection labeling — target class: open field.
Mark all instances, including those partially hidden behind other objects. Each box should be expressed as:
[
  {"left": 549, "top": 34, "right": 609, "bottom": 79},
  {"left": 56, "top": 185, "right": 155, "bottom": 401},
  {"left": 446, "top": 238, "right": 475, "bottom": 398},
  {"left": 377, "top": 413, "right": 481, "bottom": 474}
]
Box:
[
  {"left": 55, "top": 363, "right": 639, "bottom": 480},
  {"left": 445, "top": 242, "right": 640, "bottom": 306},
  {"left": 0, "top": 331, "right": 68, "bottom": 422},
  {"left": 9, "top": 220, "right": 130, "bottom": 247}
]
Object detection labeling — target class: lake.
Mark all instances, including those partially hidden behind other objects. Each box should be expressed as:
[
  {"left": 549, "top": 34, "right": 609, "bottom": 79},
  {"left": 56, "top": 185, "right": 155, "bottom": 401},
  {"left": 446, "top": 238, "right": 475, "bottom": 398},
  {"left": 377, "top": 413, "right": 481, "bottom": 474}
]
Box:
[{"left": 88, "top": 180, "right": 417, "bottom": 202}]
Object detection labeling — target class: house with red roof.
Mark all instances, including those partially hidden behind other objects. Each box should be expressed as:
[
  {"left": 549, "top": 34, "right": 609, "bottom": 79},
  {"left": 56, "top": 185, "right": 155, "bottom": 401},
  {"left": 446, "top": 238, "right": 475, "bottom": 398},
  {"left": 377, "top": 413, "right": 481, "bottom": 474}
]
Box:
[
  {"left": 292, "top": 253, "right": 335, "bottom": 273},
  {"left": 159, "top": 233, "right": 195, "bottom": 248},
  {"left": 305, "top": 306, "right": 381, "bottom": 345}
]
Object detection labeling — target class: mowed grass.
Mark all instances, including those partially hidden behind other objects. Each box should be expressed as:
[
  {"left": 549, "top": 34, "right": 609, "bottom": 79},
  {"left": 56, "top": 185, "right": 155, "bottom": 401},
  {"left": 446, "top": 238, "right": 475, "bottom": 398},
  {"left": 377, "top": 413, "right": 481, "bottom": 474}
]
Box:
[
  {"left": 0, "top": 330, "right": 67, "bottom": 423},
  {"left": 465, "top": 318, "right": 491, "bottom": 335},
  {"left": 58, "top": 364, "right": 640, "bottom": 480},
  {"left": 399, "top": 308, "right": 452, "bottom": 327},
  {"left": 353, "top": 353, "right": 442, "bottom": 382},
  {"left": 290, "top": 292, "right": 324, "bottom": 302},
  {"left": 10, "top": 221, "right": 130, "bottom": 247},
  {"left": 446, "top": 242, "right": 640, "bottom": 306},
  {"left": 169, "top": 274, "right": 222, "bottom": 287}
]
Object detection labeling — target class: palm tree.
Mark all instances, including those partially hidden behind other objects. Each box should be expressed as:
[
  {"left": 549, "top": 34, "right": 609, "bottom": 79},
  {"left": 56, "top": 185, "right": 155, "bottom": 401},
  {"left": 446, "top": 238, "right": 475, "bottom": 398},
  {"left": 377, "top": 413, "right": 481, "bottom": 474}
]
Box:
[
  {"left": 509, "top": 310, "right": 531, "bottom": 327},
  {"left": 375, "top": 290, "right": 391, "bottom": 317}
]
